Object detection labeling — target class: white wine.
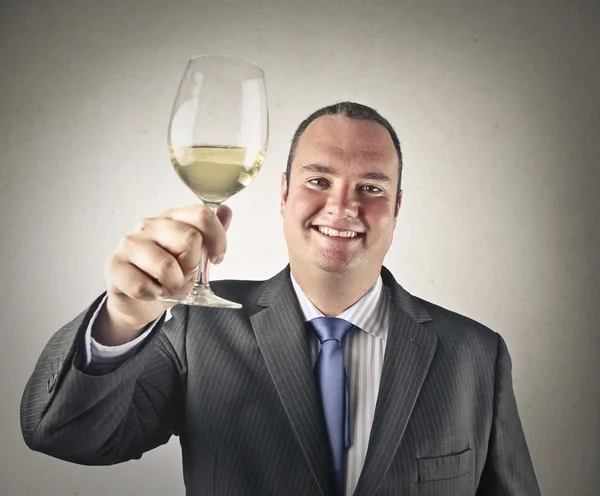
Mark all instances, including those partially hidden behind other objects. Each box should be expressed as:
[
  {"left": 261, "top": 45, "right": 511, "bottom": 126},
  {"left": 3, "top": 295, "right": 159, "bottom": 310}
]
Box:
[{"left": 169, "top": 146, "right": 264, "bottom": 205}]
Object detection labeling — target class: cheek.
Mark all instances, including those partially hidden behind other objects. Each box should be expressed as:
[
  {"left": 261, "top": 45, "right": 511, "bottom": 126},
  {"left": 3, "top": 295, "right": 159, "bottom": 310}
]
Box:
[
  {"left": 287, "top": 190, "right": 322, "bottom": 225},
  {"left": 366, "top": 202, "right": 397, "bottom": 238}
]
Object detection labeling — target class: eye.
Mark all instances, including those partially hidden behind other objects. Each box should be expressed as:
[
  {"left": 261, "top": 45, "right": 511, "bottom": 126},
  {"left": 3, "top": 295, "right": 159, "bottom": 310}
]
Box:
[
  {"left": 307, "top": 177, "right": 329, "bottom": 188},
  {"left": 361, "top": 184, "right": 383, "bottom": 194}
]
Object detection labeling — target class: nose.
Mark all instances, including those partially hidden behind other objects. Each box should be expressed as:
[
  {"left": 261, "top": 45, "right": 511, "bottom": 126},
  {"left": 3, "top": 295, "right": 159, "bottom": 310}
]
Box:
[{"left": 325, "top": 184, "right": 359, "bottom": 218}]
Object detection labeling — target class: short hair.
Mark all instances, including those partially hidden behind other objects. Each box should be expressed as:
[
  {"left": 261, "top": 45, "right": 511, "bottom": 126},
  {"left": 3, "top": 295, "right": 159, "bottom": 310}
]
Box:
[{"left": 285, "top": 101, "right": 403, "bottom": 199}]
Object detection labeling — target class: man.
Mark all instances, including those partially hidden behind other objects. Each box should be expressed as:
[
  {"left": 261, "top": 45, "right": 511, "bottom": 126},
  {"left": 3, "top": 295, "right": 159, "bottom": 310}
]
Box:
[{"left": 21, "top": 102, "right": 541, "bottom": 495}]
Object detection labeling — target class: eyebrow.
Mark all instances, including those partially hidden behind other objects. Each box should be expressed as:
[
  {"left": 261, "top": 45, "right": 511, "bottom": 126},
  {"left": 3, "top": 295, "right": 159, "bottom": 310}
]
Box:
[{"left": 300, "top": 163, "right": 393, "bottom": 182}]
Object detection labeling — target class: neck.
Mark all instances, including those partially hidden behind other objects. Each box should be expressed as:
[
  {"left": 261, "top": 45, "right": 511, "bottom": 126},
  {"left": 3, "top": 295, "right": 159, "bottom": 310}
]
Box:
[{"left": 291, "top": 265, "right": 380, "bottom": 316}]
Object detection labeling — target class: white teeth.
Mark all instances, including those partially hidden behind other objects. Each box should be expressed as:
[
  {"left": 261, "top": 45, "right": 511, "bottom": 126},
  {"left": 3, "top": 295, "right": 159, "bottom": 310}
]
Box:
[{"left": 317, "top": 227, "right": 358, "bottom": 238}]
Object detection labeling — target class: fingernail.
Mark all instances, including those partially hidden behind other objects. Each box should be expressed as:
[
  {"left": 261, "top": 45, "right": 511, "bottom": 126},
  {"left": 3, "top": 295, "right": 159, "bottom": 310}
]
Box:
[{"left": 212, "top": 253, "right": 225, "bottom": 264}]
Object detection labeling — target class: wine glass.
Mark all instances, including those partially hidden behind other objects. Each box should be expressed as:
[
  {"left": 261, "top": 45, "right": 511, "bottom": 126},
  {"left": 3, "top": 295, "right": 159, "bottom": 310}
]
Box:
[{"left": 159, "top": 55, "right": 268, "bottom": 308}]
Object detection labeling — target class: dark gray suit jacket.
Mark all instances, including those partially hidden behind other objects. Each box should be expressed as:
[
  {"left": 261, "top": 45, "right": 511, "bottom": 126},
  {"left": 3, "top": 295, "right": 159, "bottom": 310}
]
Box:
[{"left": 21, "top": 266, "right": 541, "bottom": 495}]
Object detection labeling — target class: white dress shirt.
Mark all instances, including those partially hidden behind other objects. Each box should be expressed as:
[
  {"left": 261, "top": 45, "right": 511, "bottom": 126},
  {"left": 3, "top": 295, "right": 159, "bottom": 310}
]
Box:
[
  {"left": 85, "top": 276, "right": 390, "bottom": 496},
  {"left": 291, "top": 275, "right": 390, "bottom": 496}
]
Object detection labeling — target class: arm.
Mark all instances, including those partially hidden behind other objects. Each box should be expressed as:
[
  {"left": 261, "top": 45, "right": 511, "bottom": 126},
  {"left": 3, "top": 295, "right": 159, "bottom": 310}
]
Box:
[
  {"left": 85, "top": 294, "right": 167, "bottom": 375},
  {"left": 20, "top": 294, "right": 188, "bottom": 466},
  {"left": 21, "top": 204, "right": 229, "bottom": 465},
  {"left": 476, "top": 334, "right": 541, "bottom": 495}
]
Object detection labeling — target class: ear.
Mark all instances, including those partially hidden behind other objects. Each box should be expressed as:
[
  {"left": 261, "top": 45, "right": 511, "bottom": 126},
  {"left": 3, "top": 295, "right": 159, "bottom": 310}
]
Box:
[
  {"left": 280, "top": 172, "right": 288, "bottom": 214},
  {"left": 393, "top": 189, "right": 403, "bottom": 224}
]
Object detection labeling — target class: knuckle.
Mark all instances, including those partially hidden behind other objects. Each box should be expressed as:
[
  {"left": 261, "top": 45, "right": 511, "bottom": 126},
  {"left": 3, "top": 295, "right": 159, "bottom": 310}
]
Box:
[
  {"left": 158, "top": 255, "right": 176, "bottom": 275},
  {"left": 103, "top": 254, "right": 119, "bottom": 278},
  {"left": 196, "top": 207, "right": 214, "bottom": 228},
  {"left": 130, "top": 280, "right": 149, "bottom": 299},
  {"left": 163, "top": 206, "right": 178, "bottom": 217},
  {"left": 185, "top": 227, "right": 202, "bottom": 248},
  {"left": 135, "top": 217, "right": 153, "bottom": 232},
  {"left": 104, "top": 252, "right": 117, "bottom": 270},
  {"left": 118, "top": 234, "right": 135, "bottom": 253}
]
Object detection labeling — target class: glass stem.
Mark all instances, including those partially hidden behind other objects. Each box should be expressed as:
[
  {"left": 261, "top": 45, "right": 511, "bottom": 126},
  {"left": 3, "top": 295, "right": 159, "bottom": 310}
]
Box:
[
  {"left": 196, "top": 245, "right": 211, "bottom": 288},
  {"left": 195, "top": 206, "right": 216, "bottom": 288}
]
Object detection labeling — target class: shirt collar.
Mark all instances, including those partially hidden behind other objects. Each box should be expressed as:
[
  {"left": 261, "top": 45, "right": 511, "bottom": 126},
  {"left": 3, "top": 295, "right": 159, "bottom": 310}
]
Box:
[{"left": 290, "top": 273, "right": 389, "bottom": 340}]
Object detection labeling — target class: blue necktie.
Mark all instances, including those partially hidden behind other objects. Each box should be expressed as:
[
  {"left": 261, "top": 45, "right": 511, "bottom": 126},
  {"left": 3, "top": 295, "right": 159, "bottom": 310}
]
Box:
[{"left": 310, "top": 317, "right": 353, "bottom": 496}]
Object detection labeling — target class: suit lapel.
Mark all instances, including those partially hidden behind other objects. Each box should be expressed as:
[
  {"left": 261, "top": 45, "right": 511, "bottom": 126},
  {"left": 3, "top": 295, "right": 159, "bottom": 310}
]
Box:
[
  {"left": 250, "top": 268, "right": 333, "bottom": 496},
  {"left": 353, "top": 270, "right": 437, "bottom": 496}
]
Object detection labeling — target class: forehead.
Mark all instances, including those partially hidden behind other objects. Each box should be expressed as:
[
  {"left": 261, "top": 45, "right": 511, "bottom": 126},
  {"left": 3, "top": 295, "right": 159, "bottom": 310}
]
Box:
[{"left": 292, "top": 115, "right": 397, "bottom": 172}]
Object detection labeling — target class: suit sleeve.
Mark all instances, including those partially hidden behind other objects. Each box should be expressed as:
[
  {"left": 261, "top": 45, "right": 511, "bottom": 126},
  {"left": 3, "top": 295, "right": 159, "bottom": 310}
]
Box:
[
  {"left": 476, "top": 334, "right": 542, "bottom": 495},
  {"left": 20, "top": 293, "right": 188, "bottom": 466}
]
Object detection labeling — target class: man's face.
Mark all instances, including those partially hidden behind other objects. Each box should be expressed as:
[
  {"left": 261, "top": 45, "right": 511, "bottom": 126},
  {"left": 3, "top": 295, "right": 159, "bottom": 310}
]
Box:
[{"left": 281, "top": 115, "right": 402, "bottom": 276}]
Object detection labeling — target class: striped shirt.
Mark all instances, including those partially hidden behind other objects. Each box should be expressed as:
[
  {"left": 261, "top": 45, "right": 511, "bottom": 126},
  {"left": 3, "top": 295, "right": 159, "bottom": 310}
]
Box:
[
  {"left": 291, "top": 275, "right": 390, "bottom": 496},
  {"left": 87, "top": 276, "right": 390, "bottom": 495}
]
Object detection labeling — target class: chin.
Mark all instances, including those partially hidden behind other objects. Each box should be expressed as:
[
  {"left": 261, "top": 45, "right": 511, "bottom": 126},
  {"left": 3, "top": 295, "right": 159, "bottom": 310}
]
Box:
[{"left": 313, "top": 255, "right": 358, "bottom": 274}]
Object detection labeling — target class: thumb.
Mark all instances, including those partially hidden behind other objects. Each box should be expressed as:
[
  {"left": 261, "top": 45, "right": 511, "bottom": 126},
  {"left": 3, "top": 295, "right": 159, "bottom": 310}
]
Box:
[{"left": 215, "top": 204, "right": 233, "bottom": 232}]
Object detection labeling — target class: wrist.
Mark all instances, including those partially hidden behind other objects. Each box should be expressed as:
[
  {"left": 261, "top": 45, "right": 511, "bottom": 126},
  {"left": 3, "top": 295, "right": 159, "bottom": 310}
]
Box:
[{"left": 92, "top": 301, "right": 149, "bottom": 346}]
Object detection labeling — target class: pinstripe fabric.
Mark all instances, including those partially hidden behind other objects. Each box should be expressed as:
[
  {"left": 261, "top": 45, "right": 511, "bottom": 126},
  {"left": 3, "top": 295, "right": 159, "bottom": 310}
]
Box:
[
  {"left": 291, "top": 275, "right": 390, "bottom": 496},
  {"left": 84, "top": 294, "right": 155, "bottom": 371},
  {"left": 21, "top": 266, "right": 541, "bottom": 495},
  {"left": 85, "top": 295, "right": 161, "bottom": 372}
]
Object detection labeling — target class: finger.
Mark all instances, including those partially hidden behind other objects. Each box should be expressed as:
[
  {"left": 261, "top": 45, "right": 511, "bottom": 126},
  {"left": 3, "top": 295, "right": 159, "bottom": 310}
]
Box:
[
  {"left": 106, "top": 258, "right": 164, "bottom": 301},
  {"left": 160, "top": 205, "right": 228, "bottom": 263},
  {"left": 118, "top": 236, "right": 186, "bottom": 293},
  {"left": 215, "top": 204, "right": 233, "bottom": 232},
  {"left": 133, "top": 217, "right": 203, "bottom": 275}
]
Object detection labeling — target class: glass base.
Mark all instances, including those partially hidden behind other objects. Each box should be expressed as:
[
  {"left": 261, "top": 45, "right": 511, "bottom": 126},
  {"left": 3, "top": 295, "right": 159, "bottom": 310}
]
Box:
[{"left": 157, "top": 284, "right": 242, "bottom": 309}]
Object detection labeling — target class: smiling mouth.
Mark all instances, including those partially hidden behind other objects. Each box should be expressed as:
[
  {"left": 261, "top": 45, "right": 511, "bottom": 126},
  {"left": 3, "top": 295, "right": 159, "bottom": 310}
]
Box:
[{"left": 315, "top": 226, "right": 361, "bottom": 238}]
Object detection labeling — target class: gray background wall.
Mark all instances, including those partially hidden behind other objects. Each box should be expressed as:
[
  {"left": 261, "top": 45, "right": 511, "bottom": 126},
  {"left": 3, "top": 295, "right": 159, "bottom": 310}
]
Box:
[{"left": 1, "top": 0, "right": 599, "bottom": 494}]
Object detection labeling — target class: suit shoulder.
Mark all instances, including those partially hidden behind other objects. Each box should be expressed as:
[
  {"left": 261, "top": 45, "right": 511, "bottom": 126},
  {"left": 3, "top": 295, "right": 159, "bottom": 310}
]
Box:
[
  {"left": 416, "top": 296, "right": 500, "bottom": 345},
  {"left": 409, "top": 297, "right": 507, "bottom": 368},
  {"left": 383, "top": 267, "right": 499, "bottom": 346}
]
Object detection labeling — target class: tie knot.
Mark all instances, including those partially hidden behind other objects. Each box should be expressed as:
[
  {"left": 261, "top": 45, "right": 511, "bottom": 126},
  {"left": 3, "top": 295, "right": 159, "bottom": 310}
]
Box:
[{"left": 309, "top": 317, "right": 353, "bottom": 344}]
